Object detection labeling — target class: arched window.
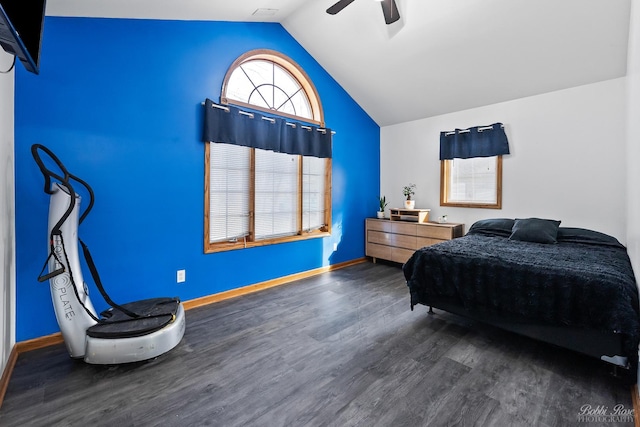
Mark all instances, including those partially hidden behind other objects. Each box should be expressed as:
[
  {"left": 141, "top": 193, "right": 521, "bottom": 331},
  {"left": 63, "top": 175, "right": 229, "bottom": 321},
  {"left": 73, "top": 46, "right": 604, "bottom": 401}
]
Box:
[
  {"left": 221, "top": 50, "right": 323, "bottom": 124},
  {"left": 205, "top": 50, "right": 331, "bottom": 252}
]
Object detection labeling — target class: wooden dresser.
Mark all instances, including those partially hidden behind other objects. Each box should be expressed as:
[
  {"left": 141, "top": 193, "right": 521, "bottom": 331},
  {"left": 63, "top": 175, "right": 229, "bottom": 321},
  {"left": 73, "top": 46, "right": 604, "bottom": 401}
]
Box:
[{"left": 365, "top": 218, "right": 464, "bottom": 264}]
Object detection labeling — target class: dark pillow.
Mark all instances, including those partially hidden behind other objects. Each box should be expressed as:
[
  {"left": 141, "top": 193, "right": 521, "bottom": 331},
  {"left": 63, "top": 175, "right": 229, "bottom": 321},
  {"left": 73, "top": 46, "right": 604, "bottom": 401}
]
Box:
[
  {"left": 509, "top": 218, "right": 561, "bottom": 244},
  {"left": 557, "top": 227, "right": 624, "bottom": 248},
  {"left": 467, "top": 218, "right": 515, "bottom": 238}
]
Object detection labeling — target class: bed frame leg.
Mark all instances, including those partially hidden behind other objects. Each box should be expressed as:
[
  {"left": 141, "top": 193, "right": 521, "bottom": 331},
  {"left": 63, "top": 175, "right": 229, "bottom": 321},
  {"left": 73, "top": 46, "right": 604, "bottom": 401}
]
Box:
[
  {"left": 428, "top": 306, "right": 434, "bottom": 315},
  {"left": 607, "top": 363, "right": 636, "bottom": 385},
  {"left": 612, "top": 365, "right": 619, "bottom": 377}
]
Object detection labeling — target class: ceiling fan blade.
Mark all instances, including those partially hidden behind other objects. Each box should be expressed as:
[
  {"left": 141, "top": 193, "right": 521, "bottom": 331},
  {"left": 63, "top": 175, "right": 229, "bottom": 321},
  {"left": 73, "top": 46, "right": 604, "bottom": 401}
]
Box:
[
  {"left": 381, "top": 0, "right": 400, "bottom": 24},
  {"left": 327, "top": 0, "right": 356, "bottom": 15}
]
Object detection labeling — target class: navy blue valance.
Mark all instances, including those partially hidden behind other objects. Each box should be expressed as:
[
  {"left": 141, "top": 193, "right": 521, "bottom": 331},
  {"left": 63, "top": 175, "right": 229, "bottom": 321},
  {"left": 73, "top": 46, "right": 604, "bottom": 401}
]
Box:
[
  {"left": 439, "top": 122, "right": 509, "bottom": 160},
  {"left": 202, "top": 98, "right": 332, "bottom": 158}
]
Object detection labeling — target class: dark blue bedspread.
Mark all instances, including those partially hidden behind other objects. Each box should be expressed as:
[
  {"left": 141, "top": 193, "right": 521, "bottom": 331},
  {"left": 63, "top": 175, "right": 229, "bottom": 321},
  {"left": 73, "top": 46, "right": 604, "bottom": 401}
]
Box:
[{"left": 403, "top": 233, "right": 640, "bottom": 359}]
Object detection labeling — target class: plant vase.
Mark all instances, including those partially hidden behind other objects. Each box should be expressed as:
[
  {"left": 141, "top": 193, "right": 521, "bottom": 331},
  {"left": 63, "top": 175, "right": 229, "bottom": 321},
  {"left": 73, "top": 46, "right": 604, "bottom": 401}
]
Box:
[
  {"left": 376, "top": 211, "right": 385, "bottom": 219},
  {"left": 402, "top": 184, "right": 416, "bottom": 210}
]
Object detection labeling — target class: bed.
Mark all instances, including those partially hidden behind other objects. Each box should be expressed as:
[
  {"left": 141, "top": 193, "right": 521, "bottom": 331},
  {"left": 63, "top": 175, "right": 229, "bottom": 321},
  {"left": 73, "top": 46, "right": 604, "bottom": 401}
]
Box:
[{"left": 402, "top": 218, "right": 640, "bottom": 372}]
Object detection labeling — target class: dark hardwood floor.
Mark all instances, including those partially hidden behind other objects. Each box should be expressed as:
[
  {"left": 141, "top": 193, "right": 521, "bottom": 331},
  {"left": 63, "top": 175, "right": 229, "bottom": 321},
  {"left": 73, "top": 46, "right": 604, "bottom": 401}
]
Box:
[{"left": 0, "top": 261, "right": 635, "bottom": 426}]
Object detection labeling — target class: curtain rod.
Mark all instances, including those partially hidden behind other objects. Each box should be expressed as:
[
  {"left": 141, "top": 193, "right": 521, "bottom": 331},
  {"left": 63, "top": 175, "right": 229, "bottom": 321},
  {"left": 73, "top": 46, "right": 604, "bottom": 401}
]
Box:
[
  {"left": 444, "top": 124, "right": 504, "bottom": 136},
  {"left": 202, "top": 101, "right": 336, "bottom": 135}
]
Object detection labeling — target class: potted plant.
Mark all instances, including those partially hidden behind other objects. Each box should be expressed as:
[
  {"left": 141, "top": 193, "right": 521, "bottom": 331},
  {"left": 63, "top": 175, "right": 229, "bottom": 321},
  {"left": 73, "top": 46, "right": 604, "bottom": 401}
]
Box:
[
  {"left": 377, "top": 196, "right": 388, "bottom": 218},
  {"left": 403, "top": 183, "right": 416, "bottom": 209}
]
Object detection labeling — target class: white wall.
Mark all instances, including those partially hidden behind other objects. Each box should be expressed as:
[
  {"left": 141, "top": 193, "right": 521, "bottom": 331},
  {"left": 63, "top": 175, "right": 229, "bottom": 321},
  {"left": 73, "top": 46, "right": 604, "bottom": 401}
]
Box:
[
  {"left": 381, "top": 78, "right": 627, "bottom": 241},
  {"left": 0, "top": 51, "right": 16, "bottom": 381},
  {"left": 627, "top": 0, "right": 640, "bottom": 273},
  {"left": 624, "top": 0, "right": 640, "bottom": 384}
]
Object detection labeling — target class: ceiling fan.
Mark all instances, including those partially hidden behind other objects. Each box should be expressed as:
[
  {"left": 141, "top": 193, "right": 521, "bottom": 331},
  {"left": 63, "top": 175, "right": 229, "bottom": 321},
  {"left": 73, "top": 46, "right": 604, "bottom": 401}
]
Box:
[{"left": 326, "top": 0, "right": 400, "bottom": 25}]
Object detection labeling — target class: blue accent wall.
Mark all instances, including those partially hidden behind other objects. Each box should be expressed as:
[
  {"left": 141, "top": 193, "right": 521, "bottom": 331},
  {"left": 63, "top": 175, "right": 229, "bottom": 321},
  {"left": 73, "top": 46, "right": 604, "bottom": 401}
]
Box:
[{"left": 14, "top": 18, "right": 380, "bottom": 341}]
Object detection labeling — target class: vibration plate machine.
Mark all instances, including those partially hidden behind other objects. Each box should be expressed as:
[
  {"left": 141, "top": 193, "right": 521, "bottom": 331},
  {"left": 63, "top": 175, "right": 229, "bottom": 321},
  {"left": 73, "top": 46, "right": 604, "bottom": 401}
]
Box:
[{"left": 31, "top": 144, "right": 185, "bottom": 364}]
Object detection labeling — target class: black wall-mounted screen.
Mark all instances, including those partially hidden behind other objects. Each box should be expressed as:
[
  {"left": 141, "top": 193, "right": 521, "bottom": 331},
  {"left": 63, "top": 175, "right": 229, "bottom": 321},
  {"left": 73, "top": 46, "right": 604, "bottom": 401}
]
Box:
[{"left": 0, "top": 0, "right": 46, "bottom": 74}]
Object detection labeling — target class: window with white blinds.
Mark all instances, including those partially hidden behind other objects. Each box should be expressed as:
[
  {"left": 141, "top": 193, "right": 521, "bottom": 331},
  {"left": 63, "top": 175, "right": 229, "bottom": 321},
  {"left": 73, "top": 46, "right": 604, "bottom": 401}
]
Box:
[
  {"left": 254, "top": 149, "right": 299, "bottom": 239},
  {"left": 209, "top": 143, "right": 250, "bottom": 243},
  {"left": 441, "top": 156, "right": 503, "bottom": 209},
  {"left": 439, "top": 123, "right": 507, "bottom": 210},
  {"left": 302, "top": 155, "right": 327, "bottom": 231},
  {"left": 208, "top": 145, "right": 329, "bottom": 245},
  {"left": 447, "top": 156, "right": 497, "bottom": 204},
  {"left": 204, "top": 49, "right": 331, "bottom": 253}
]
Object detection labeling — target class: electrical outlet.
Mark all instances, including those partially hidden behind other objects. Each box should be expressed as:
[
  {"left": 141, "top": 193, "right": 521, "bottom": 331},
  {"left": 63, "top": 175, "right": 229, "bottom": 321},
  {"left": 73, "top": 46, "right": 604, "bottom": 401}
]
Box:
[
  {"left": 177, "top": 269, "right": 186, "bottom": 283},
  {"left": 333, "top": 242, "right": 338, "bottom": 251}
]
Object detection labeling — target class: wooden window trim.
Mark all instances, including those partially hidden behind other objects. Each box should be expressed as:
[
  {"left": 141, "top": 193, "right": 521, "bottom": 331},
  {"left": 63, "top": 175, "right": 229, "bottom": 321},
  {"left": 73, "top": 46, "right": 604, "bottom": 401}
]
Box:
[
  {"left": 204, "top": 50, "right": 332, "bottom": 253},
  {"left": 204, "top": 144, "right": 332, "bottom": 253},
  {"left": 440, "top": 156, "right": 503, "bottom": 209},
  {"left": 220, "top": 49, "right": 324, "bottom": 126}
]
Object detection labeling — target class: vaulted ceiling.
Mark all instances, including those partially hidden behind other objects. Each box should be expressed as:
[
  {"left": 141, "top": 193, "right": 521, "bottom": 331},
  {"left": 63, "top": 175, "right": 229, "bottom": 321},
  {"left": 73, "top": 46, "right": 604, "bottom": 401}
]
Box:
[{"left": 46, "top": 0, "right": 632, "bottom": 126}]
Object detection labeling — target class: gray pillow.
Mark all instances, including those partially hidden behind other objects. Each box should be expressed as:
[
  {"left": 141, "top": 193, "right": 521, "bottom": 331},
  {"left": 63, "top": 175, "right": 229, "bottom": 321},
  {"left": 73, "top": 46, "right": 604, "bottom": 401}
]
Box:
[
  {"left": 557, "top": 227, "right": 624, "bottom": 248},
  {"left": 509, "top": 218, "right": 561, "bottom": 244},
  {"left": 467, "top": 218, "right": 515, "bottom": 238}
]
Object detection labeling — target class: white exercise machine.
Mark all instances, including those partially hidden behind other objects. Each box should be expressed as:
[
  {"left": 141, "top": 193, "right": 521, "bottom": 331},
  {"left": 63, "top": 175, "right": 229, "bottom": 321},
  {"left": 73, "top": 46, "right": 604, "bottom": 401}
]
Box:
[{"left": 32, "top": 144, "right": 185, "bottom": 364}]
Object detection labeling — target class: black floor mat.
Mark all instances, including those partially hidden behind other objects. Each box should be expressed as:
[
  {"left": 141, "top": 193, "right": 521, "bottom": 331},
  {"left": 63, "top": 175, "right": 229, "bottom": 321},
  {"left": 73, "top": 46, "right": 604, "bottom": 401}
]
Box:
[{"left": 86, "top": 297, "right": 180, "bottom": 339}]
